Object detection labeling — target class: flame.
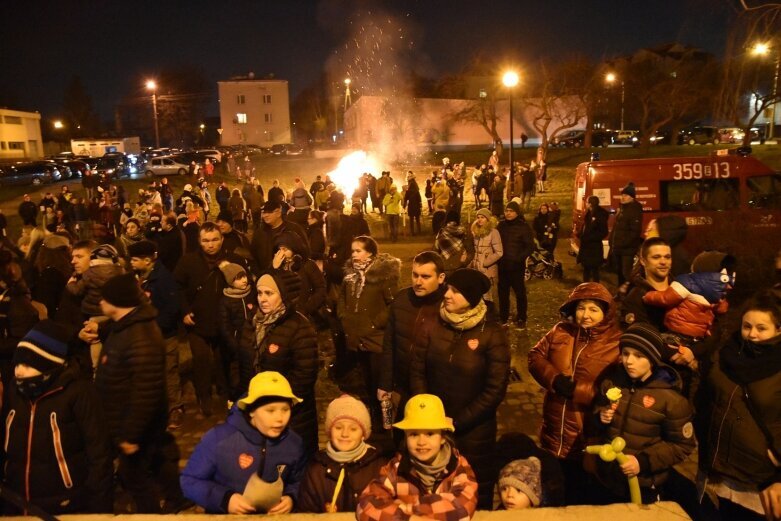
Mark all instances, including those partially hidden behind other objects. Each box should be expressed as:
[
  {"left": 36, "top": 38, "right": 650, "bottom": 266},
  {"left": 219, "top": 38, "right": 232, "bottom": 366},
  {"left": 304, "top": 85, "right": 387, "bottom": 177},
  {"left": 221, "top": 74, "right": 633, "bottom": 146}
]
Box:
[{"left": 326, "top": 150, "right": 382, "bottom": 197}]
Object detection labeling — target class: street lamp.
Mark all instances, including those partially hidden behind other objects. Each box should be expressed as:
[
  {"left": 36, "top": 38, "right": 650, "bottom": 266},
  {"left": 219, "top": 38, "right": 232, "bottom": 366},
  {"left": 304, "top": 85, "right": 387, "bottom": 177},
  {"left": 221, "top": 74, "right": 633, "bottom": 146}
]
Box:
[
  {"left": 605, "top": 73, "right": 625, "bottom": 131},
  {"left": 344, "top": 78, "right": 352, "bottom": 109},
  {"left": 53, "top": 120, "right": 64, "bottom": 129},
  {"left": 751, "top": 42, "right": 780, "bottom": 140},
  {"left": 146, "top": 80, "right": 160, "bottom": 148},
  {"left": 502, "top": 70, "right": 519, "bottom": 173}
]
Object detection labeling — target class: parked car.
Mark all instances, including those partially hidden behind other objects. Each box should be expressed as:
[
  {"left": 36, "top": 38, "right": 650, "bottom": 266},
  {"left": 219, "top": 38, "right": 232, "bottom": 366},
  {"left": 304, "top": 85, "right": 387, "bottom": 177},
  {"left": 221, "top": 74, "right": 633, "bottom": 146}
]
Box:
[
  {"left": 613, "top": 130, "right": 639, "bottom": 145},
  {"left": 93, "top": 155, "right": 132, "bottom": 179},
  {"left": 718, "top": 127, "right": 744, "bottom": 144},
  {"left": 0, "top": 163, "right": 59, "bottom": 186},
  {"left": 681, "top": 126, "right": 720, "bottom": 145},
  {"left": 270, "top": 143, "right": 304, "bottom": 156},
  {"left": 195, "top": 149, "right": 222, "bottom": 163},
  {"left": 28, "top": 160, "right": 73, "bottom": 180},
  {"left": 144, "top": 156, "right": 190, "bottom": 177},
  {"left": 649, "top": 130, "right": 672, "bottom": 145}
]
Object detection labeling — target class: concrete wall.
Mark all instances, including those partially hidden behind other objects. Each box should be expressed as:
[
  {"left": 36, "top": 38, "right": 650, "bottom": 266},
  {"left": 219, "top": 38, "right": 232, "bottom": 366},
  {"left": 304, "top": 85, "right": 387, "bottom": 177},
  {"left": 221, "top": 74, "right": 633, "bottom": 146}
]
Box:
[
  {"left": 218, "top": 79, "right": 292, "bottom": 146},
  {"left": 0, "top": 108, "right": 43, "bottom": 160},
  {"left": 5, "top": 502, "right": 690, "bottom": 520}
]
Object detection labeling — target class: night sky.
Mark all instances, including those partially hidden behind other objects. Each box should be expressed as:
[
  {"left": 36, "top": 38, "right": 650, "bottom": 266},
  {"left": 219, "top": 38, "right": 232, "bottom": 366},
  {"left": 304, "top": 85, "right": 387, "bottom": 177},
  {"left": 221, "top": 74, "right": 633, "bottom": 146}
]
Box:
[{"left": 1, "top": 0, "right": 730, "bottom": 121}]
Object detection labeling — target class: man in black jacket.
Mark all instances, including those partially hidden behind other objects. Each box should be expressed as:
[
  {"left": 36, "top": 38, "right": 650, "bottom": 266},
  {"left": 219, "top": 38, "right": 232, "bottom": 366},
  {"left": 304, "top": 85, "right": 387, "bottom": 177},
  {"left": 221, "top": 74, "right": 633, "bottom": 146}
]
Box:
[
  {"left": 380, "top": 251, "right": 446, "bottom": 418},
  {"left": 147, "top": 214, "right": 185, "bottom": 272},
  {"left": 18, "top": 194, "right": 38, "bottom": 226},
  {"left": 215, "top": 209, "right": 250, "bottom": 254},
  {"left": 80, "top": 273, "right": 187, "bottom": 513},
  {"left": 609, "top": 182, "right": 644, "bottom": 288},
  {"left": 250, "top": 200, "right": 309, "bottom": 271},
  {"left": 174, "top": 222, "right": 251, "bottom": 416},
  {"left": 619, "top": 237, "right": 672, "bottom": 331},
  {"left": 496, "top": 201, "right": 534, "bottom": 328}
]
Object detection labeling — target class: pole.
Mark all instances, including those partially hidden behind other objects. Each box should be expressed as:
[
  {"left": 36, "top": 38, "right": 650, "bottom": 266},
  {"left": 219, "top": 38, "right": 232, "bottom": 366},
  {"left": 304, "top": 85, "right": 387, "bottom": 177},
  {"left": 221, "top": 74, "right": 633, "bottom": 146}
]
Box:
[
  {"left": 508, "top": 89, "right": 514, "bottom": 179},
  {"left": 771, "top": 53, "right": 779, "bottom": 140},
  {"left": 152, "top": 91, "right": 160, "bottom": 148},
  {"left": 620, "top": 81, "right": 625, "bottom": 132}
]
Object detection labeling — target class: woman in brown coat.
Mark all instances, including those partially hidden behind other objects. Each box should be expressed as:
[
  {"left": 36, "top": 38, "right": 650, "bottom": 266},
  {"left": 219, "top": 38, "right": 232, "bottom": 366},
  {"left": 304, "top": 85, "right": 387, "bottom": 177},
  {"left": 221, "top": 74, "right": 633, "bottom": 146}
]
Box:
[{"left": 528, "top": 282, "right": 621, "bottom": 504}]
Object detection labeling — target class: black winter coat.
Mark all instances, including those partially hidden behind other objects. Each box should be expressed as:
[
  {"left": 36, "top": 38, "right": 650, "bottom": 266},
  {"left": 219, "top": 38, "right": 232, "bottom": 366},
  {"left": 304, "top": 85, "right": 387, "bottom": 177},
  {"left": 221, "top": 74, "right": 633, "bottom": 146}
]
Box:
[
  {"left": 18, "top": 200, "right": 38, "bottom": 223},
  {"left": 298, "top": 447, "right": 386, "bottom": 513},
  {"left": 218, "top": 288, "right": 257, "bottom": 356},
  {"left": 307, "top": 223, "right": 326, "bottom": 261},
  {"left": 174, "top": 248, "right": 251, "bottom": 338},
  {"left": 496, "top": 216, "right": 534, "bottom": 264},
  {"left": 380, "top": 286, "right": 445, "bottom": 396},
  {"left": 403, "top": 179, "right": 423, "bottom": 217},
  {"left": 238, "top": 309, "right": 319, "bottom": 456},
  {"left": 148, "top": 227, "right": 185, "bottom": 273},
  {"left": 139, "top": 261, "right": 181, "bottom": 338},
  {"left": 609, "top": 199, "right": 643, "bottom": 255},
  {"left": 94, "top": 303, "right": 168, "bottom": 445},
  {"left": 577, "top": 205, "right": 609, "bottom": 268},
  {"left": 293, "top": 260, "right": 326, "bottom": 319},
  {"left": 250, "top": 220, "right": 310, "bottom": 272},
  {"left": 2, "top": 366, "right": 113, "bottom": 514}
]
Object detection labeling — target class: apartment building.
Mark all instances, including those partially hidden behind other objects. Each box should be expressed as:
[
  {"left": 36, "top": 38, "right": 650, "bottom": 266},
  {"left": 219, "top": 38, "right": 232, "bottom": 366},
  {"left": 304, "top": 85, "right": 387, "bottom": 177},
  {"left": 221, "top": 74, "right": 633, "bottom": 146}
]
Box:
[
  {"left": 0, "top": 108, "right": 43, "bottom": 160},
  {"left": 218, "top": 75, "right": 291, "bottom": 146}
]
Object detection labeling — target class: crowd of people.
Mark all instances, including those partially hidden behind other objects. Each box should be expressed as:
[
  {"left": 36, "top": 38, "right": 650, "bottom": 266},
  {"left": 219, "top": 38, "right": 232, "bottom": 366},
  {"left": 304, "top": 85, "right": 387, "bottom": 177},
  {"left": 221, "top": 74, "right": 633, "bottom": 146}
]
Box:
[{"left": 0, "top": 154, "right": 779, "bottom": 521}]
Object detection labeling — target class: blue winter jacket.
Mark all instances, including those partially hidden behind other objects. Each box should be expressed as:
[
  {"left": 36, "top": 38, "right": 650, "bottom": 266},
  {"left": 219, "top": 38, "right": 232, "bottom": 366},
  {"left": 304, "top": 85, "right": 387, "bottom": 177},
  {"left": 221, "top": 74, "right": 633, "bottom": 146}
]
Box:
[{"left": 180, "top": 405, "right": 307, "bottom": 513}]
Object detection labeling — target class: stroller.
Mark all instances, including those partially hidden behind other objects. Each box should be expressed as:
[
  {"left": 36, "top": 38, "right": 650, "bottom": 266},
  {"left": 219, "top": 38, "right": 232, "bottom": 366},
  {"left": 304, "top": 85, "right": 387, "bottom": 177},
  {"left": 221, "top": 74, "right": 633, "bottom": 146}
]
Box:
[{"left": 525, "top": 240, "right": 563, "bottom": 280}]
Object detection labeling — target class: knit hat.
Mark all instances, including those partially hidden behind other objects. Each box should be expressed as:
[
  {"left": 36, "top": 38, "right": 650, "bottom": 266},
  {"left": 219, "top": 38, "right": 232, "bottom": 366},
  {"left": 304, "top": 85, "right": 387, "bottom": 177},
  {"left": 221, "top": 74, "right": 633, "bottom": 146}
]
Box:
[
  {"left": 90, "top": 244, "right": 119, "bottom": 262},
  {"left": 620, "top": 322, "right": 668, "bottom": 366},
  {"left": 447, "top": 268, "right": 491, "bottom": 308},
  {"left": 216, "top": 210, "right": 233, "bottom": 223},
  {"left": 621, "top": 182, "right": 636, "bottom": 198},
  {"left": 13, "top": 320, "right": 71, "bottom": 373},
  {"left": 101, "top": 273, "right": 143, "bottom": 308},
  {"left": 691, "top": 251, "right": 736, "bottom": 274},
  {"left": 183, "top": 184, "right": 193, "bottom": 192},
  {"left": 498, "top": 457, "right": 542, "bottom": 507},
  {"left": 258, "top": 270, "right": 302, "bottom": 308},
  {"left": 476, "top": 208, "right": 493, "bottom": 220},
  {"left": 219, "top": 261, "right": 247, "bottom": 284},
  {"left": 42, "top": 234, "right": 71, "bottom": 250},
  {"left": 127, "top": 240, "right": 157, "bottom": 259},
  {"left": 325, "top": 394, "right": 372, "bottom": 439},
  {"left": 505, "top": 201, "right": 522, "bottom": 214}
]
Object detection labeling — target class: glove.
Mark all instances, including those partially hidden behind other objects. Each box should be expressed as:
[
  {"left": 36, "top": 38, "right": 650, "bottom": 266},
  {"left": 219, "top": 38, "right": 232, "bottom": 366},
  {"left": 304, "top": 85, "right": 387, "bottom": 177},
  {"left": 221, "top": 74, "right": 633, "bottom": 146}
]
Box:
[{"left": 552, "top": 374, "right": 575, "bottom": 399}]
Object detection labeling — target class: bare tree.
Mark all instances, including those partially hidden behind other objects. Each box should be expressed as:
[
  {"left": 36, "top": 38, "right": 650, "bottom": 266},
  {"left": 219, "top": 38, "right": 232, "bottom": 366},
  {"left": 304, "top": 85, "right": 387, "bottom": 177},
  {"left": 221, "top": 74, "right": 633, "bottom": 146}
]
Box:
[{"left": 447, "top": 88, "right": 504, "bottom": 158}]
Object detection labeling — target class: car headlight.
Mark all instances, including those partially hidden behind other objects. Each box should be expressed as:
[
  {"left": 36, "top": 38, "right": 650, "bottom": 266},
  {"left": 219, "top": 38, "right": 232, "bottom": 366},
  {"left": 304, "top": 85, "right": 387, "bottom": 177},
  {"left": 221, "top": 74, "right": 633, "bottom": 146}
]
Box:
[
  {"left": 107, "top": 168, "right": 114, "bottom": 173},
  {"left": 130, "top": 167, "right": 137, "bottom": 173},
  {"left": 631, "top": 136, "right": 638, "bottom": 142}
]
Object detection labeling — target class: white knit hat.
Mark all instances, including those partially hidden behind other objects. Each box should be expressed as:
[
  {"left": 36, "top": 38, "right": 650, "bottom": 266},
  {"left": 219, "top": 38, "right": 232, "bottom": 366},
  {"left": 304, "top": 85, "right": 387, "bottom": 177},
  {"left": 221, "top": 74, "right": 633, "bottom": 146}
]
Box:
[{"left": 325, "top": 394, "right": 372, "bottom": 439}]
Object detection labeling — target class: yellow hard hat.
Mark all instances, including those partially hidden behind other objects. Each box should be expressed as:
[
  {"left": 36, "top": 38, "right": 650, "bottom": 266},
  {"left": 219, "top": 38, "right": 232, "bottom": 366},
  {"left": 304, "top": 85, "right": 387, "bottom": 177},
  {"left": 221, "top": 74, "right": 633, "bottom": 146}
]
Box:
[
  {"left": 392, "top": 394, "right": 454, "bottom": 432},
  {"left": 237, "top": 371, "right": 302, "bottom": 410}
]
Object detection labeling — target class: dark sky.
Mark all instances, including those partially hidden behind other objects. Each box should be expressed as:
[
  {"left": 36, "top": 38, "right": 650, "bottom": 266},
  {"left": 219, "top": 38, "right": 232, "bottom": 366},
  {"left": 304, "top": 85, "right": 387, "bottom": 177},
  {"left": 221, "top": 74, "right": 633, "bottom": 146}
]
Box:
[{"left": 1, "top": 0, "right": 730, "bottom": 121}]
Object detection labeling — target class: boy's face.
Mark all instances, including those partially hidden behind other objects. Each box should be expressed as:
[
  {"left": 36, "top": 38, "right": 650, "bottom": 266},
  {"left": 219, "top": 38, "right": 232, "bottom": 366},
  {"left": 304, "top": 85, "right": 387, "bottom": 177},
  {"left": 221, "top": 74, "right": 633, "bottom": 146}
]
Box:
[
  {"left": 233, "top": 274, "right": 249, "bottom": 291},
  {"left": 500, "top": 485, "right": 532, "bottom": 510},
  {"left": 622, "top": 346, "right": 653, "bottom": 381},
  {"left": 249, "top": 401, "right": 291, "bottom": 438},
  {"left": 405, "top": 430, "right": 445, "bottom": 464},
  {"left": 330, "top": 419, "right": 364, "bottom": 452}
]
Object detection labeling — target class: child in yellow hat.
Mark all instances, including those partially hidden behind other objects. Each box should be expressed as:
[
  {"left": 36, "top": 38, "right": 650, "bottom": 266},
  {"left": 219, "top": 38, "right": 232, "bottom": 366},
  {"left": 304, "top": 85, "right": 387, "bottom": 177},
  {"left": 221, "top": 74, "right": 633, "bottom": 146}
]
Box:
[
  {"left": 356, "top": 394, "right": 478, "bottom": 520},
  {"left": 180, "top": 371, "right": 307, "bottom": 515}
]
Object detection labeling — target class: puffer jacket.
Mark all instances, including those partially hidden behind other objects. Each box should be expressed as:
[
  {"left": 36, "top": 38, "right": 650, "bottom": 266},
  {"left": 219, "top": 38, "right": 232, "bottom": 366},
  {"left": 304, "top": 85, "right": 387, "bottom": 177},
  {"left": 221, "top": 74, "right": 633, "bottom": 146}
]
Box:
[
  {"left": 470, "top": 223, "right": 503, "bottom": 279},
  {"left": 297, "top": 447, "right": 386, "bottom": 513},
  {"left": 698, "top": 333, "right": 781, "bottom": 490},
  {"left": 528, "top": 282, "right": 621, "bottom": 459},
  {"left": 2, "top": 366, "right": 113, "bottom": 515},
  {"left": 609, "top": 199, "right": 643, "bottom": 255},
  {"left": 218, "top": 287, "right": 257, "bottom": 356},
  {"left": 643, "top": 280, "right": 729, "bottom": 338},
  {"left": 592, "top": 364, "right": 695, "bottom": 497},
  {"left": 410, "top": 307, "right": 510, "bottom": 507},
  {"left": 338, "top": 253, "right": 401, "bottom": 353},
  {"left": 379, "top": 286, "right": 446, "bottom": 397},
  {"left": 180, "top": 405, "right": 307, "bottom": 513},
  {"left": 292, "top": 259, "right": 326, "bottom": 319},
  {"left": 357, "top": 450, "right": 478, "bottom": 521},
  {"left": 66, "top": 262, "right": 125, "bottom": 317},
  {"left": 94, "top": 303, "right": 167, "bottom": 445},
  {"left": 496, "top": 215, "right": 534, "bottom": 264},
  {"left": 238, "top": 308, "right": 319, "bottom": 456}
]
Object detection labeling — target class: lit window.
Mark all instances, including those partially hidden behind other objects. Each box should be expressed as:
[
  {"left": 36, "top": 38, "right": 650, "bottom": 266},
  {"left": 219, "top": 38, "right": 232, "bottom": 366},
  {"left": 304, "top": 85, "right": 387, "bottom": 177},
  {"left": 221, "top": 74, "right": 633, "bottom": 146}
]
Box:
[
  {"left": 237, "top": 95, "right": 245, "bottom": 105},
  {"left": 236, "top": 113, "right": 248, "bottom": 124},
  {"left": 265, "top": 113, "right": 273, "bottom": 123},
  {"left": 263, "top": 94, "right": 272, "bottom": 104}
]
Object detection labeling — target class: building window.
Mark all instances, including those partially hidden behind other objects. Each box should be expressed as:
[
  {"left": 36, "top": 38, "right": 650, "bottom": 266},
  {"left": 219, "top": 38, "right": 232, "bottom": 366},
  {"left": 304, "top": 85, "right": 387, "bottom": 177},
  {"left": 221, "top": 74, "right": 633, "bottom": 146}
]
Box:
[
  {"left": 264, "top": 113, "right": 273, "bottom": 123},
  {"left": 263, "top": 94, "right": 272, "bottom": 104},
  {"left": 8, "top": 142, "right": 25, "bottom": 150},
  {"left": 3, "top": 116, "right": 22, "bottom": 124},
  {"left": 237, "top": 94, "right": 245, "bottom": 105},
  {"left": 236, "top": 113, "right": 248, "bottom": 124},
  {"left": 0, "top": 142, "right": 5, "bottom": 150}
]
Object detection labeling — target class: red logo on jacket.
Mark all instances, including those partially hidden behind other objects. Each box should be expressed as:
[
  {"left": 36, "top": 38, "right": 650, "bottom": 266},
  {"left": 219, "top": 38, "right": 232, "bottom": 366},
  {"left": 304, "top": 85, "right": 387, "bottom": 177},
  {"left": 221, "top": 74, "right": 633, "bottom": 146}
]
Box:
[
  {"left": 467, "top": 339, "right": 479, "bottom": 350},
  {"left": 238, "top": 453, "right": 254, "bottom": 469},
  {"left": 268, "top": 344, "right": 279, "bottom": 354},
  {"left": 642, "top": 395, "right": 656, "bottom": 408}
]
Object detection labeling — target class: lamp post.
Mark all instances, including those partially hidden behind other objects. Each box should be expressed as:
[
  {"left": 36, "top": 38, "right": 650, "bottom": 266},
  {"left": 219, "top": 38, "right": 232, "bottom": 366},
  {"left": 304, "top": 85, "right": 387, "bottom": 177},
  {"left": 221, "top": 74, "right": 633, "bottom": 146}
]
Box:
[
  {"left": 53, "top": 120, "right": 64, "bottom": 130},
  {"left": 752, "top": 42, "right": 780, "bottom": 141},
  {"left": 344, "top": 78, "right": 352, "bottom": 110},
  {"left": 502, "top": 70, "right": 519, "bottom": 173},
  {"left": 605, "top": 73, "right": 625, "bottom": 131},
  {"left": 146, "top": 80, "right": 160, "bottom": 148}
]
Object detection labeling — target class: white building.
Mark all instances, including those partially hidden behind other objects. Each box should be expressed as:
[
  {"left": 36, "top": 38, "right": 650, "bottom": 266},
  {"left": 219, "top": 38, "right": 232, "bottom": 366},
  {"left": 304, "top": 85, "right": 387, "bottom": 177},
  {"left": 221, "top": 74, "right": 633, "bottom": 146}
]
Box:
[
  {"left": 0, "top": 108, "right": 43, "bottom": 160},
  {"left": 218, "top": 75, "right": 291, "bottom": 146}
]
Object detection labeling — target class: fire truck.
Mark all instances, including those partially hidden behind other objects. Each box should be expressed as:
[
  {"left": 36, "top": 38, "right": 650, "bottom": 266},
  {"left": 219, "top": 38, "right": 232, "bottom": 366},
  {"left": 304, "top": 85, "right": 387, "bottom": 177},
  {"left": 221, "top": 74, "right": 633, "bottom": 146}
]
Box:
[{"left": 570, "top": 148, "right": 781, "bottom": 257}]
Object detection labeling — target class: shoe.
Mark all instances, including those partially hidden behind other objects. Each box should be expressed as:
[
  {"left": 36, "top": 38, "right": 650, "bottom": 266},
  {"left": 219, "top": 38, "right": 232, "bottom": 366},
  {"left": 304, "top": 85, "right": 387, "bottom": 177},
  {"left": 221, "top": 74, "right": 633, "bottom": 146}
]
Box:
[
  {"left": 501, "top": 321, "right": 512, "bottom": 329},
  {"left": 167, "top": 408, "right": 184, "bottom": 430},
  {"left": 515, "top": 320, "right": 527, "bottom": 329}
]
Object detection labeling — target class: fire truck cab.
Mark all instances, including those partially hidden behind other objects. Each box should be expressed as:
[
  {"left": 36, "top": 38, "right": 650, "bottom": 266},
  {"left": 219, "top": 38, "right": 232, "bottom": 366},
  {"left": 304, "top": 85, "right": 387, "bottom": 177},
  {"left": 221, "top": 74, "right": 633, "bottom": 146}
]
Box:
[{"left": 570, "top": 149, "right": 781, "bottom": 257}]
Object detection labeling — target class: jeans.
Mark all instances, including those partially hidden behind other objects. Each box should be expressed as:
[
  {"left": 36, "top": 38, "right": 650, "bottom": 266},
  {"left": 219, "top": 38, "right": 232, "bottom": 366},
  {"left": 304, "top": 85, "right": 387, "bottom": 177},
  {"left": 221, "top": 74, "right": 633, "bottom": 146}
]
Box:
[{"left": 498, "top": 261, "right": 528, "bottom": 322}]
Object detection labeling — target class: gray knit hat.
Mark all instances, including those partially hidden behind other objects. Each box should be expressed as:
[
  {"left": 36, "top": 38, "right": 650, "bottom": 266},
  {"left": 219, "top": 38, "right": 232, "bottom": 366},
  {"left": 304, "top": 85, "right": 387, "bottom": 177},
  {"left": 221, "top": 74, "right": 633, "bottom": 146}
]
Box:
[
  {"left": 219, "top": 261, "right": 246, "bottom": 284},
  {"left": 620, "top": 322, "right": 669, "bottom": 366},
  {"left": 498, "top": 457, "right": 542, "bottom": 507}
]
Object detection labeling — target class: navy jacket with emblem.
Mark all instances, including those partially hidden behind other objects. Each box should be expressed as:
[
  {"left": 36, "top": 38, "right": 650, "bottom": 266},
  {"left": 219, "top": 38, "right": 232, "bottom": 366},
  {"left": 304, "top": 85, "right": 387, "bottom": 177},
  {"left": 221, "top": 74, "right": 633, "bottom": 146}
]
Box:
[{"left": 180, "top": 405, "right": 307, "bottom": 513}]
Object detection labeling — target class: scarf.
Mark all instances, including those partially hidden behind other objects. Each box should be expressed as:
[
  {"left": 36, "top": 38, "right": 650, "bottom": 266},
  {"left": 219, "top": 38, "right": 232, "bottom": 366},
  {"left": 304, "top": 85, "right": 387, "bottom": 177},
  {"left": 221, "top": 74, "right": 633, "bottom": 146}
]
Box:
[
  {"left": 439, "top": 300, "right": 487, "bottom": 331},
  {"left": 253, "top": 305, "right": 287, "bottom": 354},
  {"left": 435, "top": 223, "right": 465, "bottom": 260},
  {"left": 326, "top": 441, "right": 370, "bottom": 463},
  {"left": 720, "top": 332, "right": 781, "bottom": 385},
  {"left": 224, "top": 286, "right": 251, "bottom": 298},
  {"left": 410, "top": 441, "right": 452, "bottom": 492},
  {"left": 471, "top": 218, "right": 495, "bottom": 240},
  {"left": 343, "top": 258, "right": 373, "bottom": 302}
]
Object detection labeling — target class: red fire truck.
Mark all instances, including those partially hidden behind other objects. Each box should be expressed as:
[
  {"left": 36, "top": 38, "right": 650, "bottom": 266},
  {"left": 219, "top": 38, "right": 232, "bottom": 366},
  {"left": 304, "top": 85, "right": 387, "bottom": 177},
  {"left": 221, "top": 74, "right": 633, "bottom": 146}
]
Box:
[{"left": 570, "top": 148, "right": 781, "bottom": 257}]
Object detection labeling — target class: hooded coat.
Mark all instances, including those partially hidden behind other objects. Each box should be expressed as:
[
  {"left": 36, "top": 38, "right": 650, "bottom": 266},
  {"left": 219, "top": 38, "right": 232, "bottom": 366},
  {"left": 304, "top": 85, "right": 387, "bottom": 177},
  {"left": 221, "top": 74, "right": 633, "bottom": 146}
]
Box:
[
  {"left": 528, "top": 283, "right": 621, "bottom": 459},
  {"left": 609, "top": 198, "right": 644, "bottom": 255},
  {"left": 338, "top": 253, "right": 401, "bottom": 353},
  {"left": 577, "top": 204, "right": 609, "bottom": 268},
  {"left": 180, "top": 406, "right": 307, "bottom": 513},
  {"left": 470, "top": 220, "right": 503, "bottom": 279}
]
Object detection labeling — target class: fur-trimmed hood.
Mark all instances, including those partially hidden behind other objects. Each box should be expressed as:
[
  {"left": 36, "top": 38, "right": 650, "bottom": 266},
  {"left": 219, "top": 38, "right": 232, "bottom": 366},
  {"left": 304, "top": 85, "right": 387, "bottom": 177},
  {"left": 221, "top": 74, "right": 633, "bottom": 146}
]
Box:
[{"left": 344, "top": 252, "right": 401, "bottom": 285}]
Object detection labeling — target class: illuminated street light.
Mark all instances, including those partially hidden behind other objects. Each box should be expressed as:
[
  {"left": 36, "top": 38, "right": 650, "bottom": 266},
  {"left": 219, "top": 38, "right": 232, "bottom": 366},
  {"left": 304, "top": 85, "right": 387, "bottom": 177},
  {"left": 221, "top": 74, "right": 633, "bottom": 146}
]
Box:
[
  {"left": 502, "top": 70, "right": 520, "bottom": 171},
  {"left": 605, "top": 72, "right": 625, "bottom": 131},
  {"left": 751, "top": 41, "right": 779, "bottom": 140},
  {"left": 344, "top": 77, "right": 352, "bottom": 110},
  {"left": 199, "top": 123, "right": 205, "bottom": 130},
  {"left": 752, "top": 42, "right": 770, "bottom": 55},
  {"left": 53, "top": 120, "right": 64, "bottom": 129},
  {"left": 146, "top": 79, "right": 160, "bottom": 148}
]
